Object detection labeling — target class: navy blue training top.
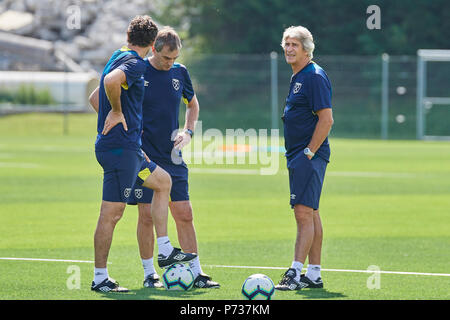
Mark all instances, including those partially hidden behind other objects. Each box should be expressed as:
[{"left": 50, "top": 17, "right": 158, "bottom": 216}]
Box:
[
  {"left": 282, "top": 62, "right": 332, "bottom": 164},
  {"left": 95, "top": 46, "right": 147, "bottom": 152},
  {"left": 141, "top": 60, "right": 195, "bottom": 163}
]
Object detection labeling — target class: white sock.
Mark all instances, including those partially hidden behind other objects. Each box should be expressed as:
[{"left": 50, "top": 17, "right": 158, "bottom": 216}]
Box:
[
  {"left": 189, "top": 256, "right": 203, "bottom": 278},
  {"left": 157, "top": 236, "right": 174, "bottom": 257},
  {"left": 290, "top": 261, "right": 303, "bottom": 282},
  {"left": 142, "top": 257, "right": 156, "bottom": 278},
  {"left": 93, "top": 267, "right": 108, "bottom": 285},
  {"left": 306, "top": 264, "right": 321, "bottom": 281}
]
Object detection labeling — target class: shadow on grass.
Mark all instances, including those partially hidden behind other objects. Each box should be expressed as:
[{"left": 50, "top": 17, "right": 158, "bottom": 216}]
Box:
[
  {"left": 295, "top": 288, "right": 347, "bottom": 299},
  {"left": 95, "top": 286, "right": 209, "bottom": 300}
]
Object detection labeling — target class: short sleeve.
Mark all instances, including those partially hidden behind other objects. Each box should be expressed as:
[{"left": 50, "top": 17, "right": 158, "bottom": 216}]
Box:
[
  {"left": 182, "top": 67, "right": 195, "bottom": 103},
  {"left": 308, "top": 74, "right": 332, "bottom": 112},
  {"left": 117, "top": 56, "right": 145, "bottom": 89}
]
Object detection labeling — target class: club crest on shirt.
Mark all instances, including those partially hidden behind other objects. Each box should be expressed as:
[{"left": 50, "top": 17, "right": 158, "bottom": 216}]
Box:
[
  {"left": 134, "top": 189, "right": 143, "bottom": 199},
  {"left": 293, "top": 82, "right": 302, "bottom": 94},
  {"left": 172, "top": 78, "right": 180, "bottom": 91}
]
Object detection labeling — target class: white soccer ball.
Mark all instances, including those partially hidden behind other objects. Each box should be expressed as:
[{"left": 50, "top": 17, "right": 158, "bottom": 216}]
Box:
[
  {"left": 162, "top": 263, "right": 195, "bottom": 291},
  {"left": 241, "top": 273, "right": 276, "bottom": 300}
]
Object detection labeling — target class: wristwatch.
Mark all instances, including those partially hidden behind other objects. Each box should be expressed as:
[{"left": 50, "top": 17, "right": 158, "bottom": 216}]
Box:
[
  {"left": 304, "top": 147, "right": 315, "bottom": 157},
  {"left": 185, "top": 128, "right": 193, "bottom": 137}
]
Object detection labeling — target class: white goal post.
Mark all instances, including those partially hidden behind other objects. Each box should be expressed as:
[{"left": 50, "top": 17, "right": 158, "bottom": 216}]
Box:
[{"left": 416, "top": 49, "right": 450, "bottom": 140}]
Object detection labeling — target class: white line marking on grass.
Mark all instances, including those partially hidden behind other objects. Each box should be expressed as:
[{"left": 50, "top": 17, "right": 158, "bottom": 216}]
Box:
[
  {"left": 204, "top": 264, "right": 450, "bottom": 277},
  {"left": 0, "top": 145, "right": 89, "bottom": 153},
  {"left": 189, "top": 168, "right": 260, "bottom": 175},
  {"left": 0, "top": 162, "right": 41, "bottom": 168},
  {"left": 0, "top": 257, "right": 110, "bottom": 264},
  {"left": 189, "top": 168, "right": 418, "bottom": 178},
  {"left": 3, "top": 258, "right": 448, "bottom": 277},
  {"left": 327, "top": 171, "right": 417, "bottom": 178}
]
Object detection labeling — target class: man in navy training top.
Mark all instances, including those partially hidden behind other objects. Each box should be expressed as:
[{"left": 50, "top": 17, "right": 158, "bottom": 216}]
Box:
[
  {"left": 275, "top": 26, "right": 334, "bottom": 291},
  {"left": 133, "top": 27, "right": 219, "bottom": 289},
  {"left": 90, "top": 16, "right": 196, "bottom": 293}
]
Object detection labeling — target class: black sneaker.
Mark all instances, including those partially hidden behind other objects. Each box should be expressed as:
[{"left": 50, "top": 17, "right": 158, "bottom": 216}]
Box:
[
  {"left": 157, "top": 248, "right": 197, "bottom": 268},
  {"left": 275, "top": 268, "right": 302, "bottom": 291},
  {"left": 91, "top": 278, "right": 129, "bottom": 293},
  {"left": 299, "top": 274, "right": 324, "bottom": 288},
  {"left": 193, "top": 273, "right": 220, "bottom": 288},
  {"left": 143, "top": 273, "right": 163, "bottom": 288}
]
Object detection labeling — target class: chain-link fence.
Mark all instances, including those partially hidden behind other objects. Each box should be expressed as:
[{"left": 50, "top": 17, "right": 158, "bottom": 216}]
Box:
[
  {"left": 1, "top": 53, "right": 448, "bottom": 139},
  {"left": 182, "top": 53, "right": 450, "bottom": 140}
]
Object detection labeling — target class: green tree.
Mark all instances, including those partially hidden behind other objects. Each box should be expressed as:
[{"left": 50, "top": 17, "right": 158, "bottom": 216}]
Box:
[{"left": 156, "top": 0, "right": 450, "bottom": 55}]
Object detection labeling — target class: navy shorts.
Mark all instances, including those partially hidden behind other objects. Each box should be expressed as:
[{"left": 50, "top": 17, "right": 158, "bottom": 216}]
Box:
[
  {"left": 128, "top": 160, "right": 189, "bottom": 204},
  {"left": 95, "top": 148, "right": 157, "bottom": 202},
  {"left": 288, "top": 153, "right": 328, "bottom": 210}
]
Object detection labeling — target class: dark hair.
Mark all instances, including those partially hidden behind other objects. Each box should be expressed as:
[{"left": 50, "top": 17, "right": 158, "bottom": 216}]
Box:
[
  {"left": 127, "top": 15, "right": 158, "bottom": 47},
  {"left": 154, "top": 26, "right": 182, "bottom": 52}
]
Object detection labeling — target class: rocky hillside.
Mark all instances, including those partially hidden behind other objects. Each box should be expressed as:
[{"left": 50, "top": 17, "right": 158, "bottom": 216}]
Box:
[{"left": 0, "top": 0, "right": 162, "bottom": 72}]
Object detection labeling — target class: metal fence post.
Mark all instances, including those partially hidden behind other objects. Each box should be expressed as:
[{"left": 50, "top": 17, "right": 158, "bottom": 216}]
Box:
[
  {"left": 63, "top": 64, "right": 69, "bottom": 135},
  {"left": 381, "top": 53, "right": 389, "bottom": 140},
  {"left": 270, "top": 51, "right": 278, "bottom": 130},
  {"left": 416, "top": 53, "right": 425, "bottom": 140}
]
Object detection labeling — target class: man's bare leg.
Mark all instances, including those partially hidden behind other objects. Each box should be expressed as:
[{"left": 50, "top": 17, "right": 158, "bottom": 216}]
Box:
[{"left": 94, "top": 201, "right": 126, "bottom": 269}]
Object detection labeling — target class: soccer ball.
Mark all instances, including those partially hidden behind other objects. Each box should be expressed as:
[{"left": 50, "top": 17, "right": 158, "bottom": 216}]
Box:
[
  {"left": 162, "top": 263, "right": 195, "bottom": 291},
  {"left": 241, "top": 274, "right": 276, "bottom": 300}
]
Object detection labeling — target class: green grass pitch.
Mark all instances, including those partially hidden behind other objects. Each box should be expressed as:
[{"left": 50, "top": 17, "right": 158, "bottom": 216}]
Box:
[{"left": 0, "top": 113, "right": 449, "bottom": 300}]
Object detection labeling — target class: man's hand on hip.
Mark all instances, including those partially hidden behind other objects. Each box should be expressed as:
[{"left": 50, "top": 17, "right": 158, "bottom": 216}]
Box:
[{"left": 102, "top": 110, "right": 128, "bottom": 135}]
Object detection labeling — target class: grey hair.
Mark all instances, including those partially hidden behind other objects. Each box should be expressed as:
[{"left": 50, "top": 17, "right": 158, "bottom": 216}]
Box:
[
  {"left": 154, "top": 26, "right": 182, "bottom": 52},
  {"left": 281, "top": 26, "right": 315, "bottom": 59}
]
